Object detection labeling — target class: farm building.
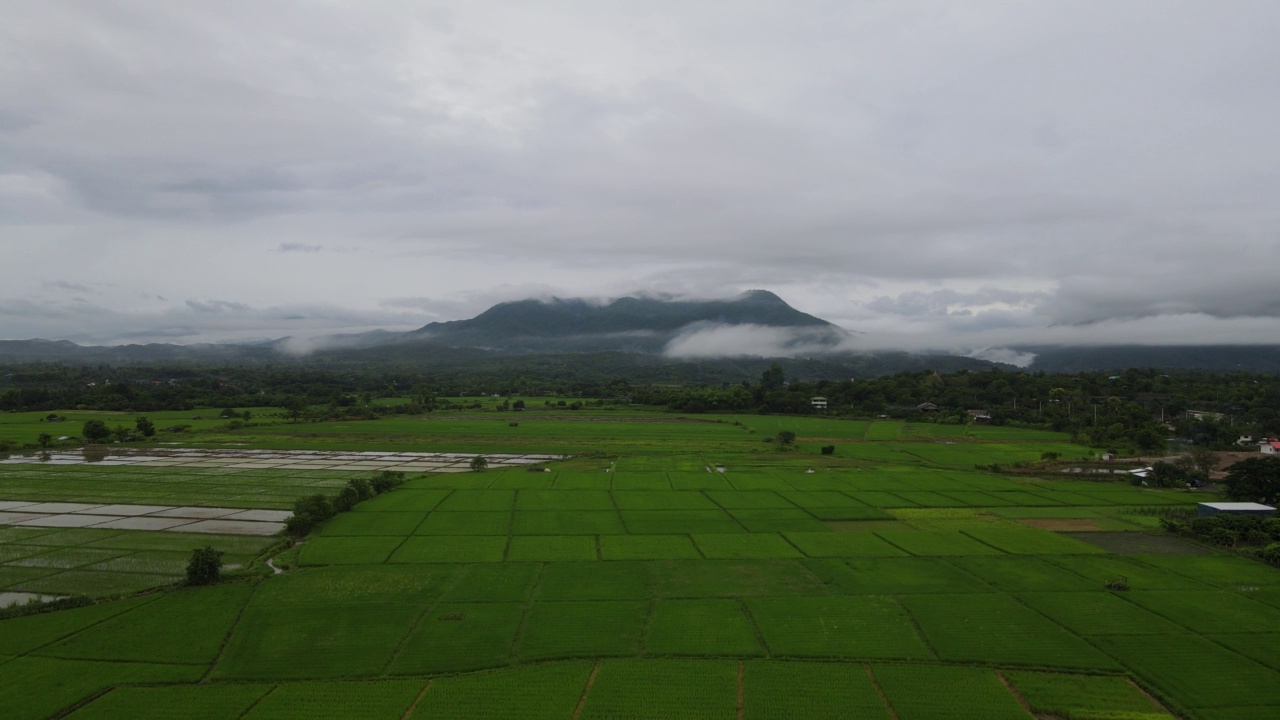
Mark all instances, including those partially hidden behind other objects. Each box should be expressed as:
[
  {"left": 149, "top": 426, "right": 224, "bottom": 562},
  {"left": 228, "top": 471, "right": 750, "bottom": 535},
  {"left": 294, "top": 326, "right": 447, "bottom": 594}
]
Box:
[
  {"left": 1196, "top": 502, "right": 1276, "bottom": 518},
  {"left": 810, "top": 396, "right": 827, "bottom": 410}
]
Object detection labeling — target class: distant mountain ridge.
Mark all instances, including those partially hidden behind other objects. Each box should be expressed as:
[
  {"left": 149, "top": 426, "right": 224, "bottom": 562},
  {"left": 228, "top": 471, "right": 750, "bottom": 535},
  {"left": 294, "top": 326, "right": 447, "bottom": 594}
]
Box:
[
  {"left": 4, "top": 292, "right": 1280, "bottom": 374},
  {"left": 399, "top": 290, "right": 848, "bottom": 353}
]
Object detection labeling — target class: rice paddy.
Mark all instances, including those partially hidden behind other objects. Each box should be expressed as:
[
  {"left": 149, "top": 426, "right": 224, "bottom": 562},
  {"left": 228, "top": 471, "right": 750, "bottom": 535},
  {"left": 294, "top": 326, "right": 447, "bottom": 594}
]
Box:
[{"left": 1, "top": 411, "right": 1278, "bottom": 718}]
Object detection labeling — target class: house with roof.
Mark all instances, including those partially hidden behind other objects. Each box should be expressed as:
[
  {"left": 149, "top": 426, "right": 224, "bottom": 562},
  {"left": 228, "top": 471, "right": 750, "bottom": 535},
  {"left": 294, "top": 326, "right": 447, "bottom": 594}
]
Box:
[
  {"left": 1261, "top": 438, "right": 1280, "bottom": 455},
  {"left": 810, "top": 397, "right": 827, "bottom": 410}
]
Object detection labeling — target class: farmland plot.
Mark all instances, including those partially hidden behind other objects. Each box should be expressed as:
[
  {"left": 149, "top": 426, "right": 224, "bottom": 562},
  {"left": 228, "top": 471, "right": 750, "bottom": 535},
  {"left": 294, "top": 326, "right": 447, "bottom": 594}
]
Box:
[
  {"left": 747, "top": 596, "right": 933, "bottom": 659},
  {"left": 1003, "top": 670, "right": 1174, "bottom": 719},
  {"left": 643, "top": 599, "right": 764, "bottom": 656},
  {"left": 407, "top": 661, "right": 593, "bottom": 720},
  {"left": 902, "top": 593, "right": 1120, "bottom": 670},
  {"left": 579, "top": 659, "right": 738, "bottom": 720},
  {"left": 743, "top": 661, "right": 891, "bottom": 720},
  {"left": 871, "top": 664, "right": 1032, "bottom": 720},
  {"left": 65, "top": 684, "right": 273, "bottom": 720}
]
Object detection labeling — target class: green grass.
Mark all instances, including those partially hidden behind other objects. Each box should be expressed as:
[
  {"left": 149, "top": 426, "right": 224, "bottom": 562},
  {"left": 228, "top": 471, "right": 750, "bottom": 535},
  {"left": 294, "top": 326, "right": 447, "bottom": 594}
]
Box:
[
  {"left": 0, "top": 656, "right": 203, "bottom": 720},
  {"left": 252, "top": 565, "right": 459, "bottom": 606},
  {"left": 744, "top": 660, "right": 891, "bottom": 719},
  {"left": 810, "top": 556, "right": 992, "bottom": 594},
  {"left": 536, "top": 562, "right": 649, "bottom": 600},
  {"left": 388, "top": 536, "right": 507, "bottom": 563},
  {"left": 945, "top": 555, "right": 1099, "bottom": 592},
  {"left": 0, "top": 595, "right": 158, "bottom": 655},
  {"left": 64, "top": 684, "right": 272, "bottom": 720},
  {"left": 872, "top": 664, "right": 1033, "bottom": 720},
  {"left": 783, "top": 532, "right": 907, "bottom": 557},
  {"left": 691, "top": 533, "right": 802, "bottom": 559},
  {"left": 960, "top": 527, "right": 1109, "bottom": 555},
  {"left": 506, "top": 535, "right": 597, "bottom": 561},
  {"left": 243, "top": 679, "right": 427, "bottom": 719},
  {"left": 643, "top": 599, "right": 764, "bottom": 656},
  {"left": 213, "top": 602, "right": 421, "bottom": 679},
  {"left": 3, "top": 408, "right": 1274, "bottom": 718},
  {"left": 408, "top": 661, "right": 593, "bottom": 720},
  {"left": 598, "top": 534, "right": 701, "bottom": 560},
  {"left": 875, "top": 529, "right": 1007, "bottom": 556},
  {"left": 516, "top": 601, "right": 649, "bottom": 660},
  {"left": 298, "top": 536, "right": 403, "bottom": 565},
  {"left": 1004, "top": 670, "right": 1173, "bottom": 718},
  {"left": 389, "top": 603, "right": 524, "bottom": 673},
  {"left": 1014, "top": 591, "right": 1184, "bottom": 636},
  {"left": 579, "top": 659, "right": 738, "bottom": 720},
  {"left": 902, "top": 593, "right": 1120, "bottom": 670},
  {"left": 1121, "top": 590, "right": 1280, "bottom": 634},
  {"left": 41, "top": 582, "right": 254, "bottom": 664},
  {"left": 747, "top": 596, "right": 933, "bottom": 659},
  {"left": 1091, "top": 634, "right": 1280, "bottom": 710},
  {"left": 649, "top": 559, "right": 826, "bottom": 598},
  {"left": 441, "top": 563, "right": 541, "bottom": 603}
]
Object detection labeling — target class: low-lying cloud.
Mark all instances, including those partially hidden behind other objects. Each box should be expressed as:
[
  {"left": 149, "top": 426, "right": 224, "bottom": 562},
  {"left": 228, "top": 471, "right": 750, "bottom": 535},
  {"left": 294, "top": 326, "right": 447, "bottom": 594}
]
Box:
[{"left": 663, "top": 323, "right": 854, "bottom": 359}]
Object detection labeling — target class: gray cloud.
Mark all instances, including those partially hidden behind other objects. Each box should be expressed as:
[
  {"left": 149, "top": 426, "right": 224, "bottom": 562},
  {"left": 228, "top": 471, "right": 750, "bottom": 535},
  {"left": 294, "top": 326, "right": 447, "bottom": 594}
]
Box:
[
  {"left": 1, "top": 2, "right": 1278, "bottom": 348},
  {"left": 275, "top": 243, "right": 323, "bottom": 254},
  {"left": 41, "top": 280, "right": 97, "bottom": 295}
]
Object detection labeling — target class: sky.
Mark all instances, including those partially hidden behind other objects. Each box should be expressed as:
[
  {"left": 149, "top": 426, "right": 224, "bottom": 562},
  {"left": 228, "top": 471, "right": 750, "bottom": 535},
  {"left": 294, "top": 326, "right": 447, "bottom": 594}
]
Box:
[{"left": 3, "top": 1, "right": 1279, "bottom": 358}]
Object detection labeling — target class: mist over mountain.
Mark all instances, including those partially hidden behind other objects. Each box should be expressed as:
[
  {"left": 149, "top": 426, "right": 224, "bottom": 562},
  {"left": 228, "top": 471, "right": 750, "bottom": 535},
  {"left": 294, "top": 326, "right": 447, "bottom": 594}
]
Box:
[
  {"left": 3, "top": 291, "right": 1280, "bottom": 375},
  {"left": 399, "top": 290, "right": 850, "bottom": 355}
]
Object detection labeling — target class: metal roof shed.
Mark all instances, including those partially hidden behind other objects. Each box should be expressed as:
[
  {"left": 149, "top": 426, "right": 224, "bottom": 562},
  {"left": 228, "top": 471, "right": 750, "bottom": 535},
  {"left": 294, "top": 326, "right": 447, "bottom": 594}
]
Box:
[{"left": 1196, "top": 502, "right": 1277, "bottom": 518}]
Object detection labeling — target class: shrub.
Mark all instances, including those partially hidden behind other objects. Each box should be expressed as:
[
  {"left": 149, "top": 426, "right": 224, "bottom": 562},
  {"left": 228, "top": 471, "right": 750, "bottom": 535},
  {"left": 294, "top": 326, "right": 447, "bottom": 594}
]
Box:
[
  {"left": 1206, "top": 527, "right": 1240, "bottom": 547},
  {"left": 1262, "top": 542, "right": 1280, "bottom": 566},
  {"left": 186, "top": 546, "right": 224, "bottom": 585},
  {"left": 333, "top": 486, "right": 361, "bottom": 512},
  {"left": 470, "top": 456, "right": 489, "bottom": 471},
  {"left": 1265, "top": 517, "right": 1280, "bottom": 541},
  {"left": 347, "top": 478, "right": 374, "bottom": 501},
  {"left": 820, "top": 445, "right": 835, "bottom": 455},
  {"left": 82, "top": 419, "right": 110, "bottom": 443},
  {"left": 370, "top": 471, "right": 405, "bottom": 494}
]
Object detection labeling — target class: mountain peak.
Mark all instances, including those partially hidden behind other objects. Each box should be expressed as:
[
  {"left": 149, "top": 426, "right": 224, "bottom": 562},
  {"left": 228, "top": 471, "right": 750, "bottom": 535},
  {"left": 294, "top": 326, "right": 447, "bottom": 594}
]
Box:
[
  {"left": 738, "top": 289, "right": 785, "bottom": 303},
  {"left": 404, "top": 290, "right": 846, "bottom": 354}
]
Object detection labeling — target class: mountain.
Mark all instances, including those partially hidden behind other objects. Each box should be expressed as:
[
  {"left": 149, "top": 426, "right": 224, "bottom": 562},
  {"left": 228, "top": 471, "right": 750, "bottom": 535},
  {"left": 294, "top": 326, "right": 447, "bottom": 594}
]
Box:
[
  {"left": 396, "top": 290, "right": 849, "bottom": 353},
  {"left": 7, "top": 292, "right": 1280, "bottom": 375}
]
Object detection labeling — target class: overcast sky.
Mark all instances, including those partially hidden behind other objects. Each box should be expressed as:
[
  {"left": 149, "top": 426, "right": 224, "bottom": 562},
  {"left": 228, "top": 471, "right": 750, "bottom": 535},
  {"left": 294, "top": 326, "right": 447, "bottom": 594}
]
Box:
[{"left": 3, "top": 1, "right": 1279, "bottom": 356}]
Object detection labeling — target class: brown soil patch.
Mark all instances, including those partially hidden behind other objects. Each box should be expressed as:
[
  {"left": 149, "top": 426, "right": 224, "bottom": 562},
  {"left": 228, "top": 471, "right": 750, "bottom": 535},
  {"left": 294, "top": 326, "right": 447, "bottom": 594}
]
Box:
[
  {"left": 1062, "top": 531, "right": 1213, "bottom": 555},
  {"left": 1019, "top": 518, "right": 1106, "bottom": 532}
]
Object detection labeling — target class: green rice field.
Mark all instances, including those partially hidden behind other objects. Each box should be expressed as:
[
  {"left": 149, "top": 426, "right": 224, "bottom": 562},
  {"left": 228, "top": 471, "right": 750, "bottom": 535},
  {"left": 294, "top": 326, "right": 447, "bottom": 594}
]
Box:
[{"left": 1, "top": 409, "right": 1277, "bottom": 718}]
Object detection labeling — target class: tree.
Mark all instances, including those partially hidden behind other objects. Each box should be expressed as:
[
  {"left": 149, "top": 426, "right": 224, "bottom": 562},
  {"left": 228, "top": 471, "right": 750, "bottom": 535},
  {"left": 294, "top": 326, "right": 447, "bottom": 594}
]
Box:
[
  {"left": 186, "top": 546, "right": 224, "bottom": 585},
  {"left": 1188, "top": 447, "right": 1217, "bottom": 479},
  {"left": 37, "top": 433, "right": 52, "bottom": 448},
  {"left": 283, "top": 396, "right": 306, "bottom": 423},
  {"left": 775, "top": 430, "right": 797, "bottom": 447},
  {"left": 135, "top": 416, "right": 156, "bottom": 438},
  {"left": 1223, "top": 457, "right": 1280, "bottom": 506},
  {"left": 761, "top": 363, "right": 785, "bottom": 391},
  {"left": 470, "top": 456, "right": 489, "bottom": 471},
  {"left": 82, "top": 420, "right": 110, "bottom": 443}
]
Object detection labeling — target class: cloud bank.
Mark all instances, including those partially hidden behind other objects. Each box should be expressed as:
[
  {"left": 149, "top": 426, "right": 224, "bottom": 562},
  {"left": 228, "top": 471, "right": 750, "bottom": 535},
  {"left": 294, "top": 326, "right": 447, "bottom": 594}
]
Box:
[{"left": 1, "top": 2, "right": 1278, "bottom": 348}]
